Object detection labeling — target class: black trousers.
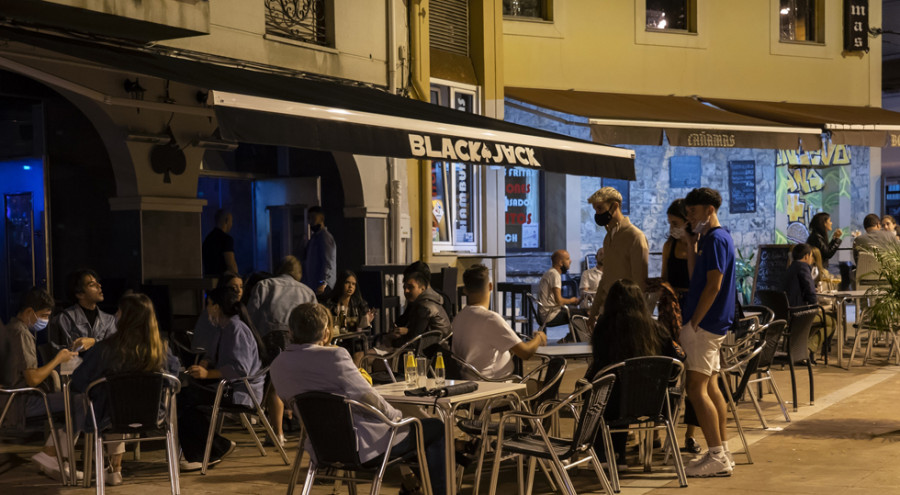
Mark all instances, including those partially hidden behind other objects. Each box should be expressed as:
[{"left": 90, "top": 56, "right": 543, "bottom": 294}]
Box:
[{"left": 177, "top": 381, "right": 234, "bottom": 463}]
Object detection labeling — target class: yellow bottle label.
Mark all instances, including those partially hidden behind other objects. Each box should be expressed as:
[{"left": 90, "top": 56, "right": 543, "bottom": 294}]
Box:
[
  {"left": 406, "top": 353, "right": 416, "bottom": 368},
  {"left": 436, "top": 355, "right": 445, "bottom": 369}
]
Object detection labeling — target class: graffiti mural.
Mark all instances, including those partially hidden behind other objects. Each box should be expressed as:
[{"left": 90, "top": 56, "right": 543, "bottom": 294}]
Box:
[{"left": 775, "top": 144, "right": 852, "bottom": 244}]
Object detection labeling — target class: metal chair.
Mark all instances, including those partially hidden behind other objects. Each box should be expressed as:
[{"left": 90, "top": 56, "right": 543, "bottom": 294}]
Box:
[
  {"left": 201, "top": 366, "right": 290, "bottom": 474},
  {"left": 773, "top": 308, "right": 819, "bottom": 411},
  {"left": 741, "top": 305, "right": 775, "bottom": 325},
  {"left": 287, "top": 391, "right": 432, "bottom": 495},
  {"left": 525, "top": 293, "right": 579, "bottom": 341},
  {"left": 488, "top": 373, "right": 617, "bottom": 495},
  {"left": 597, "top": 356, "right": 688, "bottom": 492},
  {"left": 741, "top": 320, "right": 791, "bottom": 428},
  {"left": 82, "top": 372, "right": 181, "bottom": 494},
  {"left": 0, "top": 384, "right": 69, "bottom": 486},
  {"left": 718, "top": 337, "right": 767, "bottom": 464}
]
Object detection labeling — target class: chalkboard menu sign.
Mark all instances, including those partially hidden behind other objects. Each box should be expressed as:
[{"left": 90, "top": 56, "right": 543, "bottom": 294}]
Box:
[
  {"left": 751, "top": 244, "right": 791, "bottom": 303},
  {"left": 602, "top": 178, "right": 630, "bottom": 214},
  {"left": 728, "top": 160, "right": 756, "bottom": 214},
  {"left": 669, "top": 156, "right": 702, "bottom": 189}
]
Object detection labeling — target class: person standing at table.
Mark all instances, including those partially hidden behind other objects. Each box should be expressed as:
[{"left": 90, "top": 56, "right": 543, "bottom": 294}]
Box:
[
  {"left": 453, "top": 264, "right": 547, "bottom": 379},
  {"left": 71, "top": 293, "right": 180, "bottom": 486},
  {"left": 680, "top": 187, "right": 736, "bottom": 478},
  {"left": 1, "top": 287, "right": 82, "bottom": 482},
  {"left": 247, "top": 255, "right": 315, "bottom": 446},
  {"left": 852, "top": 213, "right": 899, "bottom": 262},
  {"left": 302, "top": 206, "right": 337, "bottom": 297},
  {"left": 806, "top": 212, "right": 843, "bottom": 269},
  {"left": 586, "top": 187, "right": 649, "bottom": 329},
  {"left": 202, "top": 209, "right": 239, "bottom": 277},
  {"left": 48, "top": 269, "right": 116, "bottom": 352}
]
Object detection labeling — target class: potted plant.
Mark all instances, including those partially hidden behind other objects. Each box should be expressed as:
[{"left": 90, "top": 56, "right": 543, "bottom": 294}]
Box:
[{"left": 860, "top": 244, "right": 900, "bottom": 364}]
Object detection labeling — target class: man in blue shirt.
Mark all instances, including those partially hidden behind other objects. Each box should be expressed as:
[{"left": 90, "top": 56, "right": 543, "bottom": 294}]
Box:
[{"left": 680, "top": 188, "right": 736, "bottom": 478}]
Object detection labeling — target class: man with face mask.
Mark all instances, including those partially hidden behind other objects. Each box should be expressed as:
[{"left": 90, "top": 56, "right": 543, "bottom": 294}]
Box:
[
  {"left": 1, "top": 287, "right": 84, "bottom": 481},
  {"left": 586, "top": 187, "right": 649, "bottom": 328},
  {"left": 679, "top": 187, "right": 737, "bottom": 478},
  {"left": 302, "top": 206, "right": 337, "bottom": 296},
  {"left": 537, "top": 250, "right": 583, "bottom": 335}
]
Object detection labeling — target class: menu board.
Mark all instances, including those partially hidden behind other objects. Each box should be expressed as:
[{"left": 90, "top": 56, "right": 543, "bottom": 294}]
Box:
[
  {"left": 669, "top": 156, "right": 702, "bottom": 189},
  {"left": 751, "top": 244, "right": 791, "bottom": 303},
  {"left": 602, "top": 178, "right": 630, "bottom": 214},
  {"left": 728, "top": 160, "right": 757, "bottom": 214}
]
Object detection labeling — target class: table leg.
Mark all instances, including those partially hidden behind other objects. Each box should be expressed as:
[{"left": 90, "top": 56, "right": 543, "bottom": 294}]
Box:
[
  {"left": 437, "top": 405, "right": 456, "bottom": 495},
  {"left": 62, "top": 381, "right": 77, "bottom": 486},
  {"left": 837, "top": 298, "right": 849, "bottom": 369}
]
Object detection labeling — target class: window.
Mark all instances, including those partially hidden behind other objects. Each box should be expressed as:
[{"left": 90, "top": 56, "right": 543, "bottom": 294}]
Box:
[
  {"left": 505, "top": 167, "right": 543, "bottom": 251},
  {"left": 431, "top": 82, "right": 481, "bottom": 253},
  {"left": 779, "top": 0, "right": 823, "bottom": 43},
  {"left": 503, "top": 0, "right": 551, "bottom": 20},
  {"left": 646, "top": 0, "right": 695, "bottom": 32},
  {"left": 265, "top": 0, "right": 333, "bottom": 47}
]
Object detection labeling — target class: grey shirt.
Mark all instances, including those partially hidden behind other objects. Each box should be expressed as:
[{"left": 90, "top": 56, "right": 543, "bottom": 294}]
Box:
[
  {"left": 48, "top": 304, "right": 116, "bottom": 350},
  {"left": 247, "top": 274, "right": 317, "bottom": 337},
  {"left": 852, "top": 229, "right": 899, "bottom": 262},
  {"left": 0, "top": 317, "right": 46, "bottom": 428}
]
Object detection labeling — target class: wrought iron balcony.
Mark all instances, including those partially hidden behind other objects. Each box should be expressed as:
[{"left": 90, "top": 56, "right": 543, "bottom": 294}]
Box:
[{"left": 265, "top": 0, "right": 330, "bottom": 47}]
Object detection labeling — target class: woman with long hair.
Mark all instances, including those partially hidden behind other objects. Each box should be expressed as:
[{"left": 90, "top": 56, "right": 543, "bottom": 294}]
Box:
[
  {"left": 661, "top": 199, "right": 691, "bottom": 305},
  {"left": 806, "top": 212, "right": 843, "bottom": 268},
  {"left": 72, "top": 293, "right": 178, "bottom": 486},
  {"left": 179, "top": 286, "right": 264, "bottom": 470},
  {"left": 326, "top": 270, "right": 375, "bottom": 331},
  {"left": 586, "top": 279, "right": 680, "bottom": 465}
]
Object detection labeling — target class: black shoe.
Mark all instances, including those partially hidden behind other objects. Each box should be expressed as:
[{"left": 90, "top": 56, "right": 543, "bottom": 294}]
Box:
[{"left": 680, "top": 437, "right": 701, "bottom": 454}]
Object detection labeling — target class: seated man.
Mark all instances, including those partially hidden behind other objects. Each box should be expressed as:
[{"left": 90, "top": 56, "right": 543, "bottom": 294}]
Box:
[
  {"left": 852, "top": 213, "right": 899, "bottom": 262},
  {"left": 579, "top": 247, "right": 604, "bottom": 310},
  {"left": 538, "top": 250, "right": 586, "bottom": 341},
  {"left": 48, "top": 269, "right": 116, "bottom": 352},
  {"left": 390, "top": 262, "right": 450, "bottom": 348},
  {"left": 785, "top": 243, "right": 835, "bottom": 360},
  {"left": 452, "top": 264, "right": 546, "bottom": 379},
  {"left": 1, "top": 287, "right": 82, "bottom": 481},
  {"left": 270, "top": 303, "right": 446, "bottom": 495}
]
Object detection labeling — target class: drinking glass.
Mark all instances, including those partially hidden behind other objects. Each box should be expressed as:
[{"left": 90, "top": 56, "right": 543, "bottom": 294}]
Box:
[{"left": 416, "top": 357, "right": 428, "bottom": 387}]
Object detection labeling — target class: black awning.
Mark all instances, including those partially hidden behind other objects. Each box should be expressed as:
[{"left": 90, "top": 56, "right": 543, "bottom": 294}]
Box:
[{"left": 0, "top": 27, "right": 635, "bottom": 179}]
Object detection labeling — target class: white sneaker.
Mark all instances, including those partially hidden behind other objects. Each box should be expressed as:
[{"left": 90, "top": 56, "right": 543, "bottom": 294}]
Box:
[
  {"left": 725, "top": 450, "right": 735, "bottom": 468},
  {"left": 31, "top": 452, "right": 83, "bottom": 482},
  {"left": 106, "top": 470, "right": 124, "bottom": 486},
  {"left": 684, "top": 452, "right": 732, "bottom": 478}
]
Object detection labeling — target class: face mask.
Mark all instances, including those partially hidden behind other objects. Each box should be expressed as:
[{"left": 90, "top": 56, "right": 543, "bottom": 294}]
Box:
[
  {"left": 310, "top": 224, "right": 322, "bottom": 233},
  {"left": 594, "top": 211, "right": 612, "bottom": 227},
  {"left": 692, "top": 218, "right": 709, "bottom": 234},
  {"left": 810, "top": 266, "right": 819, "bottom": 280},
  {"left": 560, "top": 265, "right": 569, "bottom": 275},
  {"left": 31, "top": 317, "right": 49, "bottom": 332},
  {"left": 670, "top": 226, "right": 686, "bottom": 239}
]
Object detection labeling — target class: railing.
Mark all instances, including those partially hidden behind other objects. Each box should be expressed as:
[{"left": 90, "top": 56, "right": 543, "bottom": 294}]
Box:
[{"left": 265, "top": 0, "right": 329, "bottom": 47}]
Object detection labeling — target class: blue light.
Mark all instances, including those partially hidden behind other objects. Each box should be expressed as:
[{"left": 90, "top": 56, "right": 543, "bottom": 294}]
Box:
[{"left": 23, "top": 165, "right": 31, "bottom": 170}]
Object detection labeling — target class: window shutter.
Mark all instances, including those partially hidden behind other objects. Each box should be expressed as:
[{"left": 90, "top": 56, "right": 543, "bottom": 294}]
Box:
[{"left": 430, "top": 0, "right": 469, "bottom": 56}]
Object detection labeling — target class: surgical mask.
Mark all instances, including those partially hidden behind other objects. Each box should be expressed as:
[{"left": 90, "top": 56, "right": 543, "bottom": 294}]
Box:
[
  {"left": 670, "top": 226, "right": 686, "bottom": 239},
  {"left": 692, "top": 218, "right": 709, "bottom": 234},
  {"left": 32, "top": 317, "right": 49, "bottom": 332},
  {"left": 811, "top": 266, "right": 819, "bottom": 280},
  {"left": 594, "top": 211, "right": 612, "bottom": 227}
]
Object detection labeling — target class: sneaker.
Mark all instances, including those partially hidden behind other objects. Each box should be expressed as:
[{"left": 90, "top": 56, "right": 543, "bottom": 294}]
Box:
[
  {"left": 180, "top": 458, "right": 221, "bottom": 472},
  {"left": 684, "top": 452, "right": 732, "bottom": 478},
  {"left": 31, "top": 452, "right": 83, "bottom": 482},
  {"left": 106, "top": 470, "right": 124, "bottom": 486},
  {"left": 724, "top": 450, "right": 736, "bottom": 469},
  {"left": 680, "top": 437, "right": 702, "bottom": 454},
  {"left": 264, "top": 435, "right": 286, "bottom": 447},
  {"left": 222, "top": 440, "right": 237, "bottom": 458}
]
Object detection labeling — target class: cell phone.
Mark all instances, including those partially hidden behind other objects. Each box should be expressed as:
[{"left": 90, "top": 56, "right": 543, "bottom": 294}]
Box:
[{"left": 71, "top": 344, "right": 84, "bottom": 352}]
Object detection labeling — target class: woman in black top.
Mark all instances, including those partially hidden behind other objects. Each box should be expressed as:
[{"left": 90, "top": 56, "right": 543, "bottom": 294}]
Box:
[
  {"left": 586, "top": 279, "right": 679, "bottom": 464},
  {"left": 325, "top": 270, "right": 374, "bottom": 363},
  {"left": 806, "top": 212, "right": 843, "bottom": 268},
  {"left": 661, "top": 199, "right": 691, "bottom": 306}
]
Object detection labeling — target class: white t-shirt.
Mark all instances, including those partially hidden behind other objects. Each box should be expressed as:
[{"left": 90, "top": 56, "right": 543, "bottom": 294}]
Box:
[
  {"left": 451, "top": 305, "right": 522, "bottom": 379},
  {"left": 579, "top": 267, "right": 603, "bottom": 309},
  {"left": 538, "top": 268, "right": 562, "bottom": 321}
]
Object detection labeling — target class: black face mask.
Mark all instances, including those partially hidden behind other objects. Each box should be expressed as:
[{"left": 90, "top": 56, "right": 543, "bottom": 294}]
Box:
[
  {"left": 560, "top": 265, "right": 569, "bottom": 275},
  {"left": 594, "top": 211, "right": 612, "bottom": 227},
  {"left": 310, "top": 224, "right": 322, "bottom": 233}
]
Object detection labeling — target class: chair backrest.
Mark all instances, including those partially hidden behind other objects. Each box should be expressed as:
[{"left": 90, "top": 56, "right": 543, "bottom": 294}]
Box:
[
  {"left": 86, "top": 372, "right": 178, "bottom": 434},
  {"left": 752, "top": 319, "right": 786, "bottom": 369},
  {"left": 293, "top": 391, "right": 362, "bottom": 469},
  {"left": 741, "top": 305, "right": 775, "bottom": 326},
  {"left": 525, "top": 293, "right": 545, "bottom": 325},
  {"left": 572, "top": 373, "right": 616, "bottom": 450},
  {"left": 600, "top": 356, "right": 683, "bottom": 425},
  {"left": 414, "top": 330, "right": 445, "bottom": 356},
  {"left": 786, "top": 307, "right": 819, "bottom": 362},
  {"left": 729, "top": 338, "right": 767, "bottom": 399},
  {"left": 856, "top": 251, "right": 885, "bottom": 287},
  {"left": 531, "top": 357, "right": 566, "bottom": 407},
  {"left": 756, "top": 290, "right": 790, "bottom": 322}
]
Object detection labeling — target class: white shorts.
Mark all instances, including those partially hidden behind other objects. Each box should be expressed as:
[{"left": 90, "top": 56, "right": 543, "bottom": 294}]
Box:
[{"left": 679, "top": 323, "right": 726, "bottom": 376}]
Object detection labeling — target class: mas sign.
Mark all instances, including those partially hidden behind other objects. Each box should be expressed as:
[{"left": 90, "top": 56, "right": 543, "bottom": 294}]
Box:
[{"left": 844, "top": 0, "right": 869, "bottom": 52}]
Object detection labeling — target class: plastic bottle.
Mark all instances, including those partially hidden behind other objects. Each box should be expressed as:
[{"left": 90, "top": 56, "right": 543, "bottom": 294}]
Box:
[
  {"left": 405, "top": 351, "right": 417, "bottom": 387},
  {"left": 435, "top": 352, "right": 446, "bottom": 386}
]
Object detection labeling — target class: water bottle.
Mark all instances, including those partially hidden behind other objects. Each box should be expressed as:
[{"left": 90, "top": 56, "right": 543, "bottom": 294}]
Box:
[
  {"left": 405, "top": 351, "right": 417, "bottom": 388},
  {"left": 435, "top": 352, "right": 446, "bottom": 386}
]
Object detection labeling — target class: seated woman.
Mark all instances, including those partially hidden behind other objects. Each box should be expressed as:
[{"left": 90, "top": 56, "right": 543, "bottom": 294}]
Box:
[
  {"left": 325, "top": 270, "right": 375, "bottom": 363},
  {"left": 71, "top": 293, "right": 180, "bottom": 486},
  {"left": 179, "top": 286, "right": 265, "bottom": 471},
  {"left": 191, "top": 272, "right": 247, "bottom": 368},
  {"left": 789, "top": 244, "right": 836, "bottom": 360},
  {"left": 810, "top": 247, "right": 840, "bottom": 292},
  {"left": 270, "top": 303, "right": 446, "bottom": 495},
  {"left": 586, "top": 279, "right": 682, "bottom": 465}
]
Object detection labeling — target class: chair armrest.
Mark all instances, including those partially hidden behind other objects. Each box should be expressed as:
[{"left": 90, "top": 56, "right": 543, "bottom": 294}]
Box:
[
  {"left": 450, "top": 355, "right": 520, "bottom": 382},
  {"left": 498, "top": 381, "right": 592, "bottom": 424},
  {"left": 520, "top": 360, "right": 567, "bottom": 403},
  {"left": 0, "top": 386, "right": 50, "bottom": 396},
  {"left": 345, "top": 398, "right": 422, "bottom": 430}
]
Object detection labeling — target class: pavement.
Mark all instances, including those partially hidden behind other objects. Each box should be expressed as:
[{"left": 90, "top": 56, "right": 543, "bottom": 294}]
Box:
[{"left": 3, "top": 342, "right": 900, "bottom": 494}]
